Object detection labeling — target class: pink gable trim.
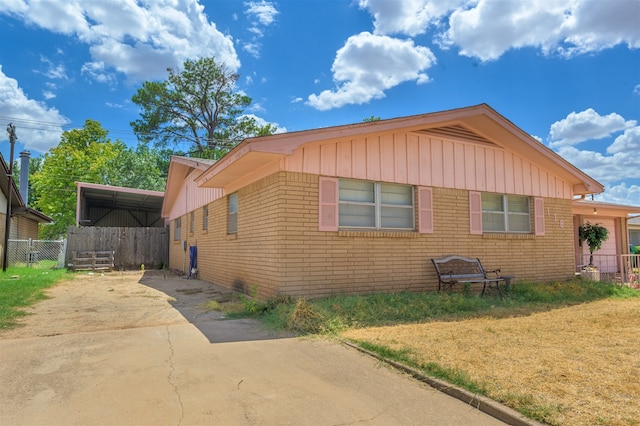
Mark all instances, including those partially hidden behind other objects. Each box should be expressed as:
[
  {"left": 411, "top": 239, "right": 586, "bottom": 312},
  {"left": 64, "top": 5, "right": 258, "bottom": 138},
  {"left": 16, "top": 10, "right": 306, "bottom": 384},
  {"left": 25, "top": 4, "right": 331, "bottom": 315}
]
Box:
[
  {"left": 418, "top": 187, "right": 433, "bottom": 234},
  {"left": 318, "top": 177, "right": 338, "bottom": 232},
  {"left": 534, "top": 197, "right": 545, "bottom": 236},
  {"left": 469, "top": 191, "right": 483, "bottom": 235}
]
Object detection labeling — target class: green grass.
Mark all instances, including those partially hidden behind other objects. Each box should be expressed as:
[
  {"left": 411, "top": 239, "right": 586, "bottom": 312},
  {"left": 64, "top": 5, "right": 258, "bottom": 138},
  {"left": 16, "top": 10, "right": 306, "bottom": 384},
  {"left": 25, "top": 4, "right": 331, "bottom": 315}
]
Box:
[
  {"left": 241, "top": 278, "right": 639, "bottom": 334},
  {"left": 0, "top": 266, "right": 72, "bottom": 330}
]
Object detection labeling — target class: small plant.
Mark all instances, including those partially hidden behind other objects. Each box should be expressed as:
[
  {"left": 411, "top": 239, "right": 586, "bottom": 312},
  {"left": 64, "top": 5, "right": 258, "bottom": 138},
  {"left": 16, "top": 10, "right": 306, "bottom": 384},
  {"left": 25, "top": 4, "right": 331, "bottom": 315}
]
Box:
[
  {"left": 140, "top": 263, "right": 145, "bottom": 271},
  {"left": 238, "top": 285, "right": 261, "bottom": 313},
  {"left": 578, "top": 222, "right": 609, "bottom": 266}
]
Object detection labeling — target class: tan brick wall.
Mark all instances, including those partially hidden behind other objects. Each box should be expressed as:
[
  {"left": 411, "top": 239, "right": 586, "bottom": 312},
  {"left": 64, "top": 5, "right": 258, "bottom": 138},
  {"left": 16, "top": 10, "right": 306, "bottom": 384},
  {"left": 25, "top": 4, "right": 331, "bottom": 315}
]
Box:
[{"left": 170, "top": 172, "right": 576, "bottom": 299}]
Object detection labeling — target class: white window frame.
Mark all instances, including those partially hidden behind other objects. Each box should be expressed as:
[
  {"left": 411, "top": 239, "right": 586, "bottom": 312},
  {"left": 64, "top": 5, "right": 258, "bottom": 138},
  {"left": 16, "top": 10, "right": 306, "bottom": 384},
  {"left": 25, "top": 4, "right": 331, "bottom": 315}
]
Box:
[
  {"left": 227, "top": 193, "right": 238, "bottom": 234},
  {"left": 338, "top": 179, "right": 414, "bottom": 230},
  {"left": 203, "top": 205, "right": 209, "bottom": 231},
  {"left": 174, "top": 217, "right": 181, "bottom": 241},
  {"left": 481, "top": 193, "right": 531, "bottom": 234}
]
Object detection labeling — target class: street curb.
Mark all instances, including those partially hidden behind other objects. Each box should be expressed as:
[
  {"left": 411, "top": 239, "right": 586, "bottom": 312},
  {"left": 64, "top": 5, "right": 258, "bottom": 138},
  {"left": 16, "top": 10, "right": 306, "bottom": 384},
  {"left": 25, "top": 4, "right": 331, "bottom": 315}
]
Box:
[{"left": 342, "top": 341, "right": 544, "bottom": 426}]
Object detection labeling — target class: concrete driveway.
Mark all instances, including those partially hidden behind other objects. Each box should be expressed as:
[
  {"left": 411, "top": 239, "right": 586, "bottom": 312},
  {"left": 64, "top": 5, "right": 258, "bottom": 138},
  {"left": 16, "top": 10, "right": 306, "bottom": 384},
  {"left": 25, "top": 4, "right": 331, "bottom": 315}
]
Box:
[{"left": 0, "top": 272, "right": 505, "bottom": 425}]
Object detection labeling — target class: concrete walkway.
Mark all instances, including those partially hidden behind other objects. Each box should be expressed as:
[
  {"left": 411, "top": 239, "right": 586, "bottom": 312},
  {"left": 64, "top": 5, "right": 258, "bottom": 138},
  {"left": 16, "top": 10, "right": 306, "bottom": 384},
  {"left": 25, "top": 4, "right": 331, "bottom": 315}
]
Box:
[{"left": 0, "top": 274, "right": 505, "bottom": 425}]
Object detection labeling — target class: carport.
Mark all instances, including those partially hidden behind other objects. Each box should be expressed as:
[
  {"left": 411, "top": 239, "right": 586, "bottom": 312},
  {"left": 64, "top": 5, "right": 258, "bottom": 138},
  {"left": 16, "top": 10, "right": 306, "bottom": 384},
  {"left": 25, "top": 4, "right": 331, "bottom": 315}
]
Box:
[{"left": 75, "top": 182, "right": 164, "bottom": 228}]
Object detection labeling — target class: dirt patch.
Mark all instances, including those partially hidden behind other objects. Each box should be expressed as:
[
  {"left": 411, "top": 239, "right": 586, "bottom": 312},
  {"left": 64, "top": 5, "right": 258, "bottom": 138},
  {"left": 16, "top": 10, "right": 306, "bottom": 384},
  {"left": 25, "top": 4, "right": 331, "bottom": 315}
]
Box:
[
  {"left": 341, "top": 298, "right": 640, "bottom": 426},
  {"left": 0, "top": 270, "right": 230, "bottom": 339}
]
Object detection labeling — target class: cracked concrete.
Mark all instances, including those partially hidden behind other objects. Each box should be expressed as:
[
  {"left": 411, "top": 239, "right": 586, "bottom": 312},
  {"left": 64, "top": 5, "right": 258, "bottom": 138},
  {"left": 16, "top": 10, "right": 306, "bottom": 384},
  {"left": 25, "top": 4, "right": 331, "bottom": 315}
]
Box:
[
  {"left": 165, "top": 325, "right": 185, "bottom": 426},
  {"left": 0, "top": 272, "right": 505, "bottom": 425}
]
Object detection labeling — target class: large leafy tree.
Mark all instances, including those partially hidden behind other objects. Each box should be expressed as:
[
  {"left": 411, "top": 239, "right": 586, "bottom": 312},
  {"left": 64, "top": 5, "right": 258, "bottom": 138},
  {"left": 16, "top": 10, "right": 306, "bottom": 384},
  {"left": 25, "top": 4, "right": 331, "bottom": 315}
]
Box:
[
  {"left": 105, "top": 143, "right": 170, "bottom": 192},
  {"left": 31, "top": 120, "right": 126, "bottom": 239},
  {"left": 131, "top": 57, "right": 274, "bottom": 159}
]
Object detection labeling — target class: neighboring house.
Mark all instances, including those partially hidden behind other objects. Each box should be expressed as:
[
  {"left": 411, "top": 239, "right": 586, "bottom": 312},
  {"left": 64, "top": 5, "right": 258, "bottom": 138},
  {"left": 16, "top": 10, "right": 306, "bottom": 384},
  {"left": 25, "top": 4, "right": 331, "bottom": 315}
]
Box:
[
  {"left": 0, "top": 151, "right": 52, "bottom": 267},
  {"left": 572, "top": 200, "right": 640, "bottom": 276},
  {"left": 163, "top": 104, "right": 607, "bottom": 299},
  {"left": 629, "top": 216, "right": 640, "bottom": 248}
]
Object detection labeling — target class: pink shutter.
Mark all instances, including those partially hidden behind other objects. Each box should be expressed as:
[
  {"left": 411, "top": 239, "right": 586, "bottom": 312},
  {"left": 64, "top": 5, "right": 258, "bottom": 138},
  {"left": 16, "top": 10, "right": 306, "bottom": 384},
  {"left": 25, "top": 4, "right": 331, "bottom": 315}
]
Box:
[
  {"left": 469, "top": 191, "right": 482, "bottom": 235},
  {"left": 418, "top": 187, "right": 433, "bottom": 233},
  {"left": 534, "top": 197, "right": 545, "bottom": 236},
  {"left": 318, "top": 177, "right": 338, "bottom": 232}
]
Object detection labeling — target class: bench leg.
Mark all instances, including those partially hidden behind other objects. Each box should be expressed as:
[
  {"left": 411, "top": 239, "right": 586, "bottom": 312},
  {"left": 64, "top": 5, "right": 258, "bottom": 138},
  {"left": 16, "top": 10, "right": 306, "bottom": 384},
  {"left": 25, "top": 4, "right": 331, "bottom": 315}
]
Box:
[{"left": 482, "top": 282, "right": 503, "bottom": 298}]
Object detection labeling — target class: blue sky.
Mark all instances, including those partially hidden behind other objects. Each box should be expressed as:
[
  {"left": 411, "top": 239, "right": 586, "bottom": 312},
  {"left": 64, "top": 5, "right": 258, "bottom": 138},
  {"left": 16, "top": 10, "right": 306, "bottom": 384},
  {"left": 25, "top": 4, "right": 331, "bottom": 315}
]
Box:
[{"left": 0, "top": 0, "right": 638, "bottom": 205}]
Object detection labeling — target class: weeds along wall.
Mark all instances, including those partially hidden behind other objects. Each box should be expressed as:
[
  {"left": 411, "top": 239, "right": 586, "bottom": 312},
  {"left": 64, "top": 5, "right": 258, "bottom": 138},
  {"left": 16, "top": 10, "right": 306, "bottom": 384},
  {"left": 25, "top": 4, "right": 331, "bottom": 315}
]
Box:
[{"left": 169, "top": 171, "right": 575, "bottom": 299}]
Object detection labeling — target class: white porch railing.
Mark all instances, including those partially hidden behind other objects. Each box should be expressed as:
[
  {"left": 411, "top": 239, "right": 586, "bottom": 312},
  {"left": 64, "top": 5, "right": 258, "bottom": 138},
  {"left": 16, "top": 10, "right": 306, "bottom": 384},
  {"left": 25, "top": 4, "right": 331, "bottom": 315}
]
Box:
[{"left": 576, "top": 253, "right": 640, "bottom": 286}]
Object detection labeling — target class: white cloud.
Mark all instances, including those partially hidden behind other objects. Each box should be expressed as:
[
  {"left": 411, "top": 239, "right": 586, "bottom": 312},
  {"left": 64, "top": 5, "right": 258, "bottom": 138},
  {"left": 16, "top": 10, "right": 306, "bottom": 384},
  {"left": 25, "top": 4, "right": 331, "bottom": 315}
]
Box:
[
  {"left": 607, "top": 126, "right": 640, "bottom": 154},
  {"left": 545, "top": 107, "right": 640, "bottom": 206},
  {"left": 359, "top": 0, "right": 467, "bottom": 37},
  {"left": 1, "top": 0, "right": 240, "bottom": 83},
  {"left": 360, "top": 0, "right": 639, "bottom": 62},
  {"left": 548, "top": 108, "right": 636, "bottom": 147},
  {"left": 245, "top": 1, "right": 279, "bottom": 26},
  {"left": 634, "top": 84, "right": 640, "bottom": 95},
  {"left": 307, "top": 32, "right": 436, "bottom": 110},
  {"left": 599, "top": 182, "right": 640, "bottom": 206},
  {"left": 554, "top": 145, "right": 640, "bottom": 188},
  {"left": 39, "top": 57, "right": 69, "bottom": 80},
  {"left": 439, "top": 0, "right": 640, "bottom": 61},
  {"left": 0, "top": 66, "right": 69, "bottom": 153},
  {"left": 242, "top": 1, "right": 279, "bottom": 58},
  {"left": 548, "top": 109, "right": 640, "bottom": 206},
  {"left": 81, "top": 61, "right": 117, "bottom": 85},
  {"left": 241, "top": 113, "right": 286, "bottom": 134}
]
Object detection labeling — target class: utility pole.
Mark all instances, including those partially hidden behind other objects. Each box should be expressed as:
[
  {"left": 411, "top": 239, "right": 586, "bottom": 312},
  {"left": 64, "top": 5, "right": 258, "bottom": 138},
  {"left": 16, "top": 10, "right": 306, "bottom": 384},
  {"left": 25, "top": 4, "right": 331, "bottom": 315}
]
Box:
[{"left": 3, "top": 123, "right": 17, "bottom": 272}]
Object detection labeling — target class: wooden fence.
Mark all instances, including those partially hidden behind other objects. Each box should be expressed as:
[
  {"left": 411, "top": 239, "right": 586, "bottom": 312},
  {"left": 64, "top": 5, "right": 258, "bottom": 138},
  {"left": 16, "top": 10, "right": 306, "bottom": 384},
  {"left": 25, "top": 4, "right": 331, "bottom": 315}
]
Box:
[{"left": 66, "top": 226, "right": 168, "bottom": 270}]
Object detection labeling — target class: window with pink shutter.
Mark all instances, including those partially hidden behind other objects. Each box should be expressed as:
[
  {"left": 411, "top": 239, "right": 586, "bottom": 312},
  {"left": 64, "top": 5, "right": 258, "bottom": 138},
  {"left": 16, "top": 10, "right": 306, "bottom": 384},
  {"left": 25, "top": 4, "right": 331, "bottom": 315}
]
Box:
[
  {"left": 318, "top": 177, "right": 338, "bottom": 231},
  {"left": 534, "top": 197, "right": 545, "bottom": 236},
  {"left": 418, "top": 187, "right": 433, "bottom": 233},
  {"left": 469, "top": 192, "right": 482, "bottom": 234},
  {"left": 473, "top": 192, "right": 534, "bottom": 234}
]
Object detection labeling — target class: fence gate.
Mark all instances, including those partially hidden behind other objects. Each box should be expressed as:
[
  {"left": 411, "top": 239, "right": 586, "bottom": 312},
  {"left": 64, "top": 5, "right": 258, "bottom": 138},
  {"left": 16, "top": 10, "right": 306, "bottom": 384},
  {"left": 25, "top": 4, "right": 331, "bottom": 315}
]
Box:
[{"left": 8, "top": 239, "right": 67, "bottom": 269}]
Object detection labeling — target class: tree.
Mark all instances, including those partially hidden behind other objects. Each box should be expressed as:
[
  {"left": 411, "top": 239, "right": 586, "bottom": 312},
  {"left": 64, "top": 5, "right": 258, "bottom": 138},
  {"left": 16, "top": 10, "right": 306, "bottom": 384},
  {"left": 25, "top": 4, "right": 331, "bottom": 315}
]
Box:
[
  {"left": 131, "top": 57, "right": 274, "bottom": 159},
  {"left": 105, "top": 143, "right": 169, "bottom": 192},
  {"left": 578, "top": 222, "right": 609, "bottom": 266},
  {"left": 31, "top": 120, "right": 126, "bottom": 239},
  {"left": 363, "top": 115, "right": 381, "bottom": 122}
]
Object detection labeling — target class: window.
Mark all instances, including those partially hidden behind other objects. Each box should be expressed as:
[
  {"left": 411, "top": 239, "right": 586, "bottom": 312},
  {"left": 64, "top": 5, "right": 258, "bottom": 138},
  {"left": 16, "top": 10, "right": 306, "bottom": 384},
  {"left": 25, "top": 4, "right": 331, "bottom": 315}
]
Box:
[
  {"left": 630, "top": 229, "right": 640, "bottom": 246},
  {"left": 203, "top": 205, "right": 209, "bottom": 231},
  {"left": 481, "top": 193, "right": 530, "bottom": 233},
  {"left": 174, "top": 217, "right": 181, "bottom": 241},
  {"left": 338, "top": 179, "right": 414, "bottom": 230},
  {"left": 189, "top": 211, "right": 195, "bottom": 234},
  {"left": 228, "top": 193, "right": 238, "bottom": 233}
]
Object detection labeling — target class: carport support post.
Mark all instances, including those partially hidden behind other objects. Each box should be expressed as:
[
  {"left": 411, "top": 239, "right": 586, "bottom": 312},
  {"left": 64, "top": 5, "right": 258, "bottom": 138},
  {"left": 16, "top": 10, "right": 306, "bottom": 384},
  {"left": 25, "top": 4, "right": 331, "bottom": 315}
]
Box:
[{"left": 2, "top": 123, "right": 16, "bottom": 272}]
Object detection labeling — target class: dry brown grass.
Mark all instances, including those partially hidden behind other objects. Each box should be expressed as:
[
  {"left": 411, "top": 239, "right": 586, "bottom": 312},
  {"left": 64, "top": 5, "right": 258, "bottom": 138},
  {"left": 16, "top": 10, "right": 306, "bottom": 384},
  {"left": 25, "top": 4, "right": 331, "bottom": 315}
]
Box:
[{"left": 341, "top": 298, "right": 640, "bottom": 426}]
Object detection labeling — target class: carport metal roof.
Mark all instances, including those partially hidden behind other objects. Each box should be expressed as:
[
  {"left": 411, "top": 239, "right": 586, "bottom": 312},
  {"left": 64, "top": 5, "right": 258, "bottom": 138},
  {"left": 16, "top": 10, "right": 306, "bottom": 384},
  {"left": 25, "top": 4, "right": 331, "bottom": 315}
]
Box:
[{"left": 75, "top": 182, "right": 165, "bottom": 226}]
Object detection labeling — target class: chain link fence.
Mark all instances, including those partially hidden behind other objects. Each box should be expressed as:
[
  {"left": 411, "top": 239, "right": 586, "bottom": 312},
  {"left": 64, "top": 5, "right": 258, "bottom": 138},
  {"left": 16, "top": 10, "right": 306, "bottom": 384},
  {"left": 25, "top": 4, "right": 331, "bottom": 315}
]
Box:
[{"left": 7, "top": 239, "right": 67, "bottom": 269}]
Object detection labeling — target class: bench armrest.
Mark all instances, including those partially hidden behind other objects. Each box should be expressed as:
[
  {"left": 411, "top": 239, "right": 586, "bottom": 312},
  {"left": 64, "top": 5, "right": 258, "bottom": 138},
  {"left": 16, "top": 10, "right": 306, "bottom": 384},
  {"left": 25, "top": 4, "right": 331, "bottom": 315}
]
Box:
[{"left": 485, "top": 268, "right": 501, "bottom": 278}]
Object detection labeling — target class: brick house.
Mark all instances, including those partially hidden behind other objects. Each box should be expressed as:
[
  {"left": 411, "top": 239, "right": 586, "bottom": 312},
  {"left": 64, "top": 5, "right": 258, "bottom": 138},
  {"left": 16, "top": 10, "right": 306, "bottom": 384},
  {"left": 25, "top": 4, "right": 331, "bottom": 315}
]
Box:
[
  {"left": 162, "top": 104, "right": 605, "bottom": 299},
  {"left": 0, "top": 151, "right": 52, "bottom": 268}
]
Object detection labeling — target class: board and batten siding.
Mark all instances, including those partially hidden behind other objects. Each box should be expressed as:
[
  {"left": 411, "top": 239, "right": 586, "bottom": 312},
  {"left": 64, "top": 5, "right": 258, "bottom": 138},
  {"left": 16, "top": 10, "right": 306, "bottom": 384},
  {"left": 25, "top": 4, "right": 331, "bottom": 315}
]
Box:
[
  {"left": 167, "top": 168, "right": 224, "bottom": 220},
  {"left": 283, "top": 132, "right": 573, "bottom": 199}
]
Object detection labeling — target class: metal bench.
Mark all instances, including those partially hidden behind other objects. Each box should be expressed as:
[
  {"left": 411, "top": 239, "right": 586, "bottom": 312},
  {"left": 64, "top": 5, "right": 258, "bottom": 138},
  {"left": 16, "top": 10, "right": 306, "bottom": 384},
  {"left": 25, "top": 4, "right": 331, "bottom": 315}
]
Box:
[{"left": 431, "top": 255, "right": 512, "bottom": 297}]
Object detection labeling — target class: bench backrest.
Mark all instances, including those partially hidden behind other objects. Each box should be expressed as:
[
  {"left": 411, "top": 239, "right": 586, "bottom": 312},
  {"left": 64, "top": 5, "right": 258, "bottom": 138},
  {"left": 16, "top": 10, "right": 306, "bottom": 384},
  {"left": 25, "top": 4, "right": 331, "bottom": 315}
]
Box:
[{"left": 432, "top": 255, "right": 486, "bottom": 280}]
